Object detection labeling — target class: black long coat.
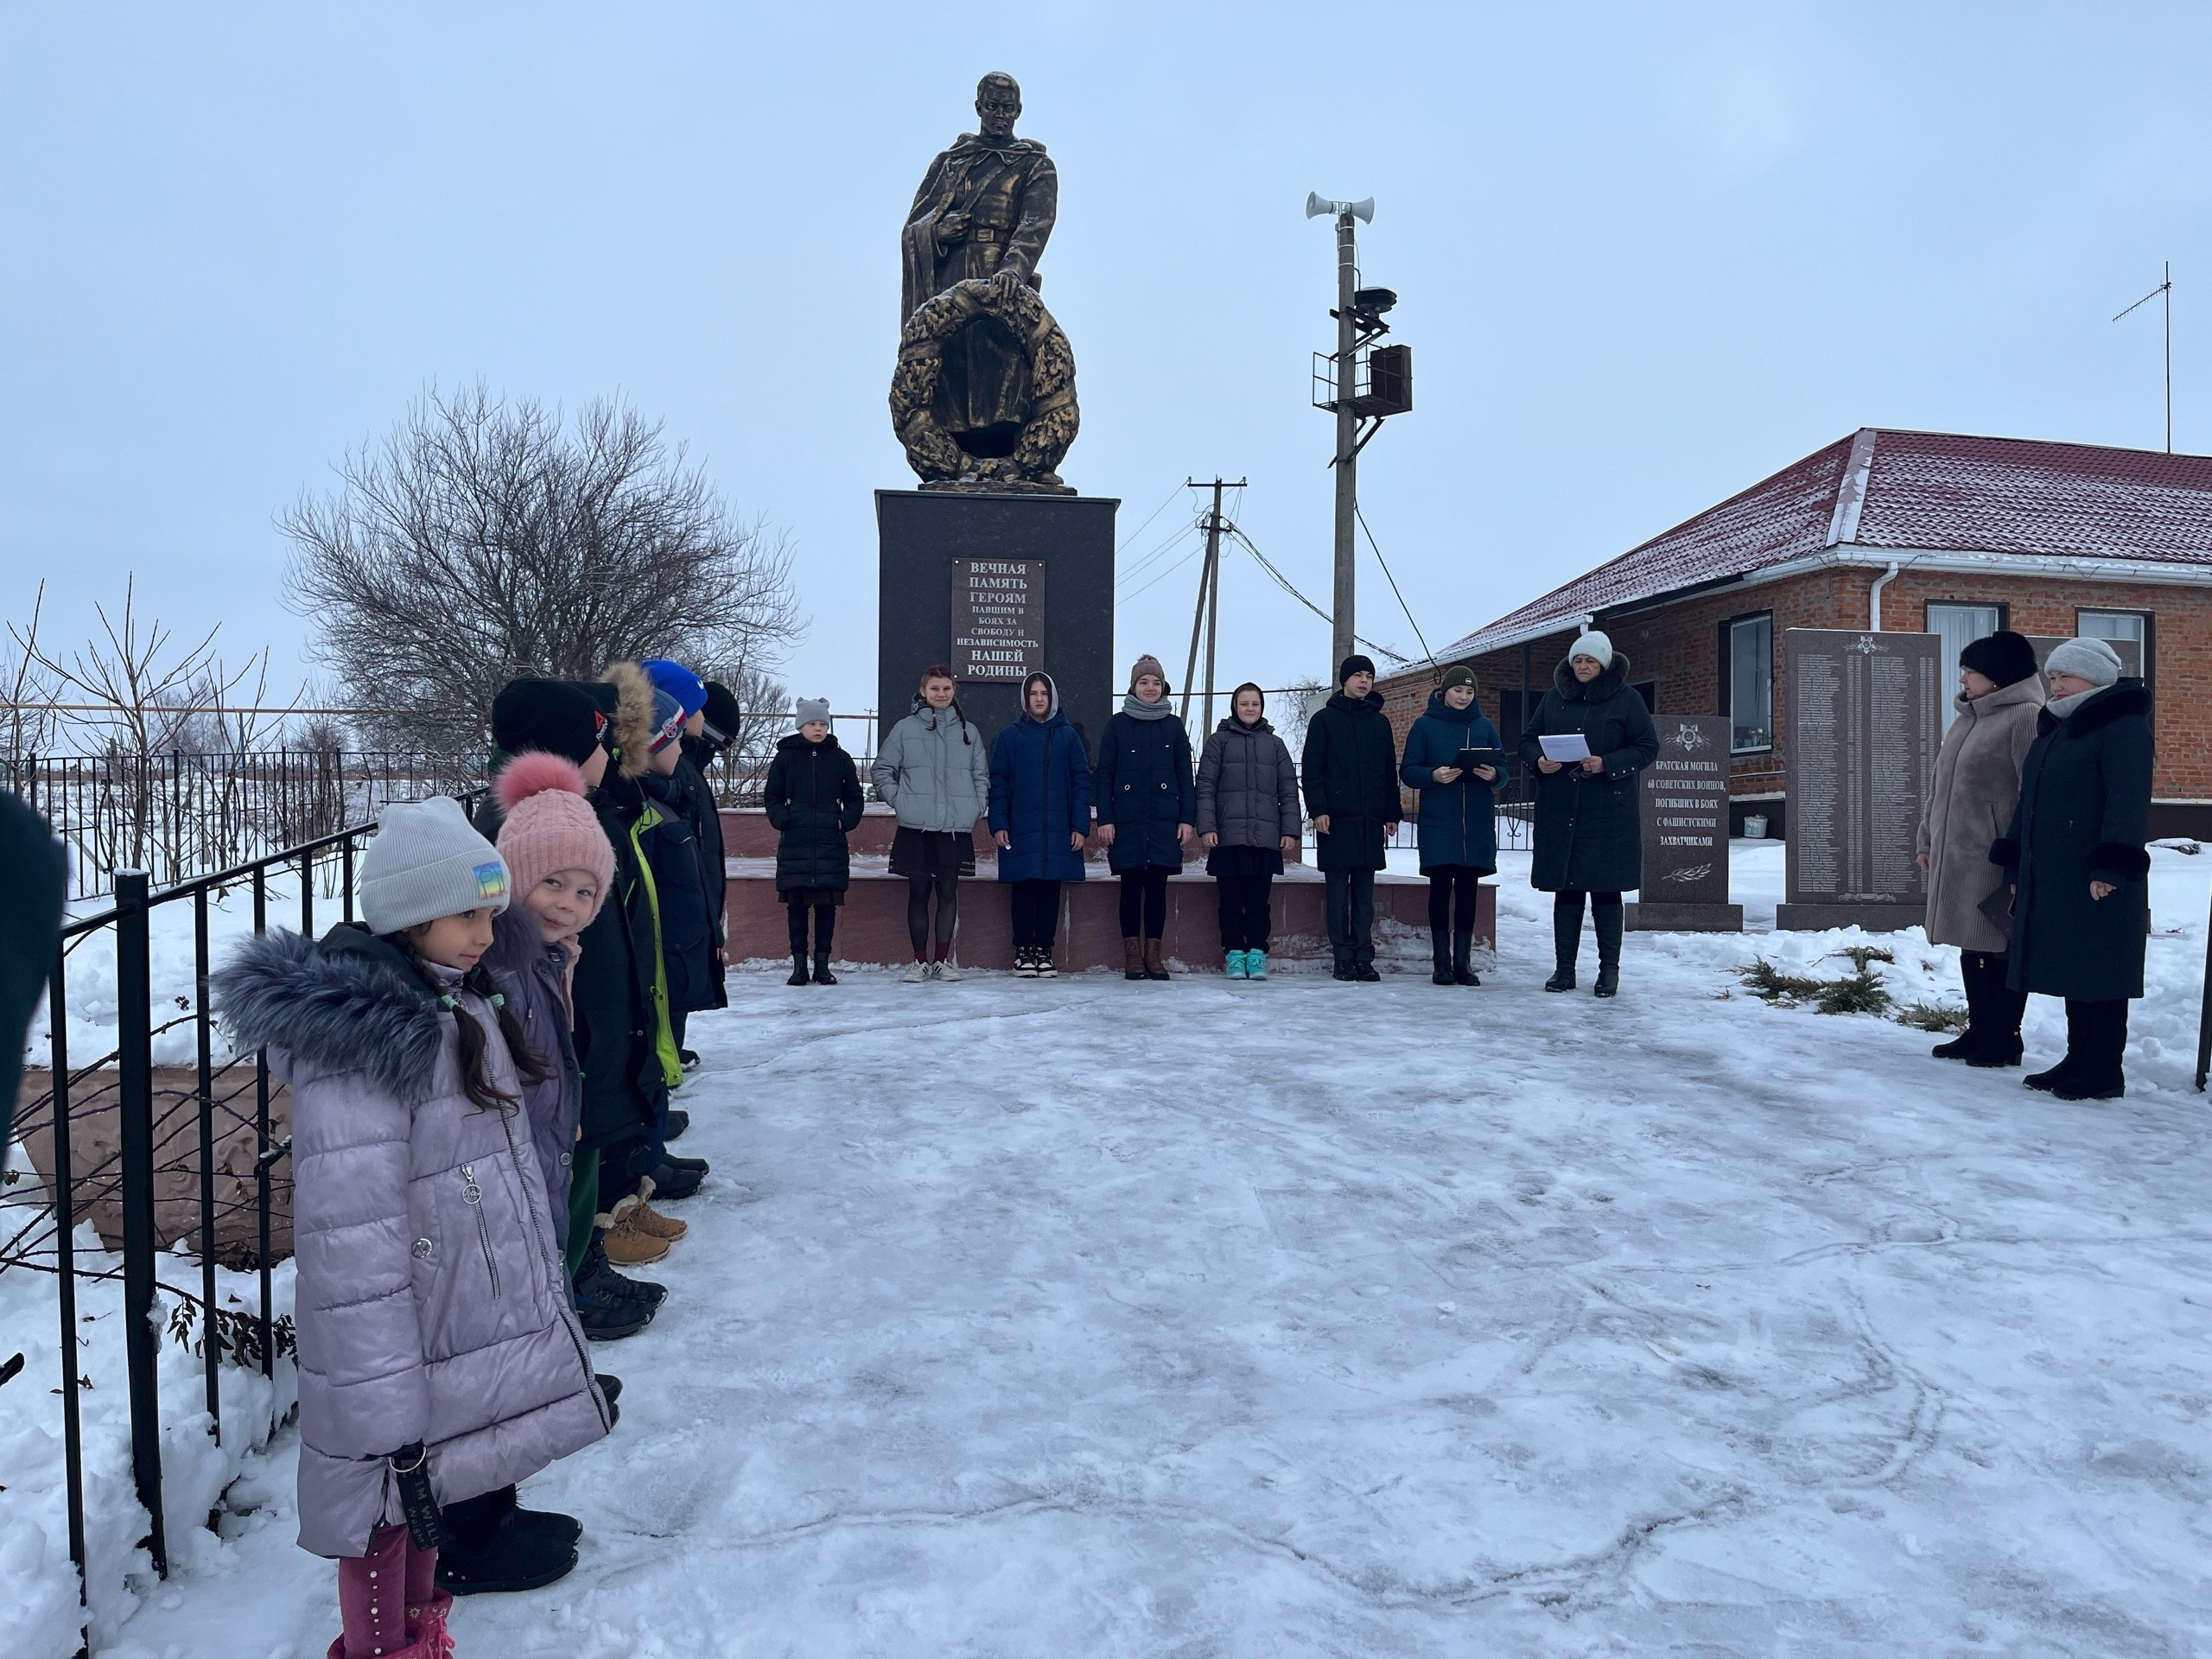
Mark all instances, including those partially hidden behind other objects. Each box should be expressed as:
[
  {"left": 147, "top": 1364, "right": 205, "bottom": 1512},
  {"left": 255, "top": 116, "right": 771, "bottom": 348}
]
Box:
[
  {"left": 1093, "top": 707, "right": 1195, "bottom": 872},
  {"left": 572, "top": 777, "right": 667, "bottom": 1154},
  {"left": 763, "top": 733, "right": 866, "bottom": 893},
  {"left": 671, "top": 750, "right": 728, "bottom": 1007},
  {"left": 1516, "top": 655, "right": 1658, "bottom": 893},
  {"left": 1300, "top": 690, "right": 1401, "bottom": 872},
  {"left": 1996, "top": 681, "right": 2152, "bottom": 1001}
]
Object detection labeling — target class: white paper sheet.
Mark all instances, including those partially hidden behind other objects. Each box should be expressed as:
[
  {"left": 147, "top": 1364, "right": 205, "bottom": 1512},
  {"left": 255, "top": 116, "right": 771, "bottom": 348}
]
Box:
[{"left": 1537, "top": 733, "right": 1593, "bottom": 762}]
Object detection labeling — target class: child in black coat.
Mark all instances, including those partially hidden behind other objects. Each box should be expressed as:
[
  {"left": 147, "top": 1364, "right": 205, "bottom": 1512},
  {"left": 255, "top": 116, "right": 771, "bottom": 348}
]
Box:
[{"left": 764, "top": 699, "right": 865, "bottom": 984}]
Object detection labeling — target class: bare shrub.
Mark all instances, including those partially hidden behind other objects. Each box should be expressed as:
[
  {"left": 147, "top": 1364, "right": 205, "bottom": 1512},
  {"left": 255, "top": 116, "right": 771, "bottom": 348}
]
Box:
[{"left": 282, "top": 385, "right": 801, "bottom": 758}]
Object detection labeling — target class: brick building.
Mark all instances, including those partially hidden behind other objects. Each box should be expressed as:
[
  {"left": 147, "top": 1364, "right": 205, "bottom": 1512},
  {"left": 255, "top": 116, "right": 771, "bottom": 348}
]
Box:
[{"left": 1379, "top": 429, "right": 2212, "bottom": 837}]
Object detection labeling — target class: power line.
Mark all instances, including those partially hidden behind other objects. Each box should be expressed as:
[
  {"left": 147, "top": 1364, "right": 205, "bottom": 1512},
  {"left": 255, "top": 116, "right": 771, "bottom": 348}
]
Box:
[
  {"left": 1116, "top": 518, "right": 1202, "bottom": 588},
  {"left": 1115, "top": 481, "right": 1187, "bottom": 553},
  {"left": 1222, "top": 524, "right": 1407, "bottom": 663},
  {"left": 1354, "top": 502, "right": 1435, "bottom": 665}
]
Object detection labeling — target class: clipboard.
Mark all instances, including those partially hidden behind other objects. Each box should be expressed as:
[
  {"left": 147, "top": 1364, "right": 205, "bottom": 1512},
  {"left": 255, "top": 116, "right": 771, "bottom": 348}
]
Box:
[{"left": 1452, "top": 747, "right": 1510, "bottom": 774}]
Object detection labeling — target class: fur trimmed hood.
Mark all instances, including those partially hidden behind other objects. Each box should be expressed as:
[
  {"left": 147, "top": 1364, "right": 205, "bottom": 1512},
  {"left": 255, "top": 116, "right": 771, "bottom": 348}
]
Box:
[
  {"left": 2039, "top": 677, "right": 2150, "bottom": 739},
  {"left": 208, "top": 925, "right": 445, "bottom": 1104},
  {"left": 601, "top": 660, "right": 656, "bottom": 779}
]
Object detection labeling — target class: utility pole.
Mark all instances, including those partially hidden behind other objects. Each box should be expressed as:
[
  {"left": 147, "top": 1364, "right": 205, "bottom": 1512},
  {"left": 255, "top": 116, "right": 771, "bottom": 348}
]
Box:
[
  {"left": 1332, "top": 207, "right": 1358, "bottom": 673},
  {"left": 2114, "top": 261, "right": 2175, "bottom": 454},
  {"left": 1179, "top": 478, "right": 1243, "bottom": 728},
  {"left": 1306, "top": 192, "right": 1408, "bottom": 678}
]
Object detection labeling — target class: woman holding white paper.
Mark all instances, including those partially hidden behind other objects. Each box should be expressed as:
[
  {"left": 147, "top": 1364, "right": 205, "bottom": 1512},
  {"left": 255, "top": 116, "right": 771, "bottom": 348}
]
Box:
[
  {"left": 1517, "top": 631, "right": 1657, "bottom": 997},
  {"left": 1399, "top": 665, "right": 1503, "bottom": 986}
]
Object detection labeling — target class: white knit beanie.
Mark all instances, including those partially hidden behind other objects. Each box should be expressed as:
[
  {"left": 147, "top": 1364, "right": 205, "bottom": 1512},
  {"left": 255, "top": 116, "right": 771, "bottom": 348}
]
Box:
[
  {"left": 359, "top": 796, "right": 511, "bottom": 935},
  {"left": 2043, "top": 636, "right": 2122, "bottom": 689},
  {"left": 1567, "top": 630, "right": 1614, "bottom": 669}
]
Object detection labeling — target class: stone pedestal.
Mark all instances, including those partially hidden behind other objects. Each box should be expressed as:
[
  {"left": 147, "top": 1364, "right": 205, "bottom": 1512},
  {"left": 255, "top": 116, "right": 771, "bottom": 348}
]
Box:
[
  {"left": 1625, "top": 900, "right": 1744, "bottom": 932},
  {"left": 876, "top": 489, "right": 1117, "bottom": 756}
]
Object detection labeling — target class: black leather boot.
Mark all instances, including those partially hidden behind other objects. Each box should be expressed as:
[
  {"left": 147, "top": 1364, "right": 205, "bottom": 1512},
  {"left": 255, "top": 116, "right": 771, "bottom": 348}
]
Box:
[
  {"left": 1431, "top": 924, "right": 1454, "bottom": 985},
  {"left": 1545, "top": 893, "right": 1583, "bottom": 992},
  {"left": 1452, "top": 931, "right": 1480, "bottom": 987},
  {"left": 1592, "top": 900, "right": 1623, "bottom": 998},
  {"left": 2051, "top": 1000, "right": 2128, "bottom": 1099}
]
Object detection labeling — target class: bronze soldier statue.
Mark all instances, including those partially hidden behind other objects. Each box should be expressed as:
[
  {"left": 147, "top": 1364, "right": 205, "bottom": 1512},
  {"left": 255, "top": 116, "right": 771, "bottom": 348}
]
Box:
[{"left": 900, "top": 73, "right": 1060, "bottom": 461}]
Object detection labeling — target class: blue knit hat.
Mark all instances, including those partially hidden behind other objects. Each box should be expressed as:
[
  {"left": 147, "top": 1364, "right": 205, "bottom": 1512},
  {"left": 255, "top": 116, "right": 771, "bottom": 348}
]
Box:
[{"left": 642, "top": 659, "right": 707, "bottom": 718}]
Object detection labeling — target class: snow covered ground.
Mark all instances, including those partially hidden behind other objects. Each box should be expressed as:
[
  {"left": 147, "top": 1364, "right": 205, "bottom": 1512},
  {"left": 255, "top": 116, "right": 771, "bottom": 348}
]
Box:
[{"left": 7, "top": 842, "right": 2209, "bottom": 1656}]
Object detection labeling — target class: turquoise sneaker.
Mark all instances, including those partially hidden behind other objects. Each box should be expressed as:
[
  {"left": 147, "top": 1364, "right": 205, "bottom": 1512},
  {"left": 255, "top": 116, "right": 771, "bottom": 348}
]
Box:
[
  {"left": 1245, "top": 950, "right": 1268, "bottom": 980},
  {"left": 1225, "top": 950, "right": 1249, "bottom": 979}
]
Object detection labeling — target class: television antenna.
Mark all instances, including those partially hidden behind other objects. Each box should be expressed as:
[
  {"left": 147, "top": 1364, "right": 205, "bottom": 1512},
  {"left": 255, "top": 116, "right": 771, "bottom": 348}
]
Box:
[{"left": 2113, "top": 261, "right": 2174, "bottom": 453}]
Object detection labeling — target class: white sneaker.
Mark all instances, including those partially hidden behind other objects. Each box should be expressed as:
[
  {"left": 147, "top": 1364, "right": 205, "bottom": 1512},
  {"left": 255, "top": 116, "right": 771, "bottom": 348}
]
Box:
[
  {"left": 937, "top": 957, "right": 964, "bottom": 982},
  {"left": 1035, "top": 951, "right": 1058, "bottom": 978},
  {"left": 902, "top": 960, "right": 930, "bottom": 983},
  {"left": 1013, "top": 948, "right": 1039, "bottom": 978}
]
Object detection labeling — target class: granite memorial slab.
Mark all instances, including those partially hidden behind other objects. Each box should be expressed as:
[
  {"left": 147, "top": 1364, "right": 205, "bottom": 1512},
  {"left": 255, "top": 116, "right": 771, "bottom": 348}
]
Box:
[{"left": 1626, "top": 714, "right": 1741, "bottom": 931}]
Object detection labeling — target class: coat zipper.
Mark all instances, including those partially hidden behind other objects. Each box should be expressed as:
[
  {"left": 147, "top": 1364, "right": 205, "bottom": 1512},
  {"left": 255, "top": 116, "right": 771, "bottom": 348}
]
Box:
[{"left": 461, "top": 1164, "right": 500, "bottom": 1300}]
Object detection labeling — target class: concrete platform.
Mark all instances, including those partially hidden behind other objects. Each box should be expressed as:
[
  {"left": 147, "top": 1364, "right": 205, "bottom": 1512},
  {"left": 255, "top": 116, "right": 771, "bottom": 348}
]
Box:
[{"left": 724, "top": 856, "right": 1497, "bottom": 975}]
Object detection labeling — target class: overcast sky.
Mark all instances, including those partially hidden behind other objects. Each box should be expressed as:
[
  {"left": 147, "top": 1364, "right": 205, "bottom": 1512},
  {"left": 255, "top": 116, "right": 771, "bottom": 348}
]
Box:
[{"left": 3, "top": 3, "right": 2205, "bottom": 723}]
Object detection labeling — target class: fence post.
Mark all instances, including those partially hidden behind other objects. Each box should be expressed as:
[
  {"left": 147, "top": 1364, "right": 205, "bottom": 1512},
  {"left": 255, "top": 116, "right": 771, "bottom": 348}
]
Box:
[
  {"left": 253, "top": 868, "right": 274, "bottom": 1378},
  {"left": 48, "top": 944, "right": 90, "bottom": 1648},
  {"left": 194, "top": 887, "right": 220, "bottom": 1440},
  {"left": 114, "top": 869, "right": 169, "bottom": 1578}
]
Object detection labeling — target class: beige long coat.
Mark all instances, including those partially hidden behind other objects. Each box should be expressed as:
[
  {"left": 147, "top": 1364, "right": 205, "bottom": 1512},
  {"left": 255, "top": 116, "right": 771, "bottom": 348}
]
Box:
[{"left": 1916, "top": 676, "right": 2046, "bottom": 953}]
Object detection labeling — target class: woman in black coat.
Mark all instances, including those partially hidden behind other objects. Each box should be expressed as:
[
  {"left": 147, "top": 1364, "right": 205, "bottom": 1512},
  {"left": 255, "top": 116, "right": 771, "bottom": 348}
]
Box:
[
  {"left": 1993, "top": 639, "right": 2152, "bottom": 1100},
  {"left": 1093, "top": 653, "right": 1196, "bottom": 981},
  {"left": 1516, "top": 631, "right": 1658, "bottom": 998},
  {"left": 763, "top": 701, "right": 866, "bottom": 986}
]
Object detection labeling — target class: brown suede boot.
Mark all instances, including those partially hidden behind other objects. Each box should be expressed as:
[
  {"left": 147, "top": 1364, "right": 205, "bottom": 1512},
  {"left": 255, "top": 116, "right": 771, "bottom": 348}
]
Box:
[
  {"left": 628, "top": 1179, "right": 688, "bottom": 1242},
  {"left": 1143, "top": 938, "right": 1170, "bottom": 981},
  {"left": 1122, "top": 938, "right": 1145, "bottom": 981},
  {"left": 598, "top": 1195, "right": 671, "bottom": 1266}
]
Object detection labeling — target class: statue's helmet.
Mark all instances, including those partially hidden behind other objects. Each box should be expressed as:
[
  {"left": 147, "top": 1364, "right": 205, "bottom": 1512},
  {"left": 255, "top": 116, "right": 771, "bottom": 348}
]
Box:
[{"left": 976, "top": 72, "right": 1020, "bottom": 105}]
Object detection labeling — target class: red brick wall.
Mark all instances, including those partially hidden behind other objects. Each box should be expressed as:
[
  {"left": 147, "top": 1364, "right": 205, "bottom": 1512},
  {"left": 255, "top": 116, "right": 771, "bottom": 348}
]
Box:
[{"left": 1380, "top": 566, "right": 2209, "bottom": 801}]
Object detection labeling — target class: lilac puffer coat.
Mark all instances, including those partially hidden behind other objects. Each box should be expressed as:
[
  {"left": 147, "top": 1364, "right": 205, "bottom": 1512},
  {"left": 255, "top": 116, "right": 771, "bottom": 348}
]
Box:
[
  {"left": 483, "top": 906, "right": 582, "bottom": 1249},
  {"left": 213, "top": 924, "right": 609, "bottom": 1559}
]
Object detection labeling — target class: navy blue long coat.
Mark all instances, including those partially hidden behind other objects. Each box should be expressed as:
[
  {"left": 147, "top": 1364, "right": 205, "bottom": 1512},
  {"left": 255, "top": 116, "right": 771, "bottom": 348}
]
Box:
[
  {"left": 1996, "top": 680, "right": 2152, "bottom": 1002},
  {"left": 988, "top": 703, "right": 1094, "bottom": 883},
  {"left": 1399, "top": 688, "right": 1503, "bottom": 873},
  {"left": 1092, "top": 706, "right": 1196, "bottom": 873}
]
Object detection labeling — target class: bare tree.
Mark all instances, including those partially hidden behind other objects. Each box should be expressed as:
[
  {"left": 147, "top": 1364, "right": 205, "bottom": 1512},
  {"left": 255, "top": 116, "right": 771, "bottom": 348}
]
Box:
[
  {"left": 2, "top": 581, "right": 63, "bottom": 772},
  {"left": 282, "top": 385, "right": 802, "bottom": 756}
]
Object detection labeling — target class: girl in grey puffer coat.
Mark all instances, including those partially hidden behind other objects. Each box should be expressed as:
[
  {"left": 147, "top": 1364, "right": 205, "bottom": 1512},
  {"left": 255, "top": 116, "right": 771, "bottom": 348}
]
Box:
[
  {"left": 1194, "top": 683, "right": 1303, "bottom": 973},
  {"left": 213, "top": 922, "right": 611, "bottom": 1564}
]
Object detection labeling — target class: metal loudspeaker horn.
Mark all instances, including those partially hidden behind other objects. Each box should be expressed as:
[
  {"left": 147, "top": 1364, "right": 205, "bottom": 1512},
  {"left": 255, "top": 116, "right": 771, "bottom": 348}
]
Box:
[{"left": 1304, "top": 192, "right": 1374, "bottom": 223}]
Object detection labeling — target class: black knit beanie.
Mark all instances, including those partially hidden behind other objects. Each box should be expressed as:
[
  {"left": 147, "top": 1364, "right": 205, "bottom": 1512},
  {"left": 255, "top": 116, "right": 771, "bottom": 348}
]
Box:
[
  {"left": 1338, "top": 653, "right": 1376, "bottom": 686},
  {"left": 698, "top": 680, "right": 741, "bottom": 747},
  {"left": 491, "top": 678, "right": 605, "bottom": 765},
  {"left": 1958, "top": 631, "right": 2038, "bottom": 690}
]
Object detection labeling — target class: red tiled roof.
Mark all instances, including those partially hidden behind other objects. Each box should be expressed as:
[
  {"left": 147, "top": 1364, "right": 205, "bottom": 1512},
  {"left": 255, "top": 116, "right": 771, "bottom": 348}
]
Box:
[{"left": 1425, "top": 429, "right": 2212, "bottom": 664}]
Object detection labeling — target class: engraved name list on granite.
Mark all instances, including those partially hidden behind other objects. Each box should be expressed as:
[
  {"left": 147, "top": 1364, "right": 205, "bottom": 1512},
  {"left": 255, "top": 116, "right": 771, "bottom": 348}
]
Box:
[{"left": 1779, "top": 627, "right": 1942, "bottom": 932}]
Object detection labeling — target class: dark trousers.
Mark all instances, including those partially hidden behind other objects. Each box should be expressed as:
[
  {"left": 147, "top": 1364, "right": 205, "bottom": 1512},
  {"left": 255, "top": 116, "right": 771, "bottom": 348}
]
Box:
[
  {"left": 1426, "top": 866, "right": 1483, "bottom": 936},
  {"left": 1118, "top": 865, "right": 1172, "bottom": 939},
  {"left": 1324, "top": 868, "right": 1376, "bottom": 967},
  {"left": 670, "top": 1007, "right": 687, "bottom": 1049},
  {"left": 1011, "top": 880, "right": 1062, "bottom": 949},
  {"left": 1959, "top": 950, "right": 2026, "bottom": 1044},
  {"left": 1216, "top": 873, "right": 1274, "bottom": 952},
  {"left": 906, "top": 872, "right": 958, "bottom": 957},
  {"left": 786, "top": 900, "right": 836, "bottom": 957}
]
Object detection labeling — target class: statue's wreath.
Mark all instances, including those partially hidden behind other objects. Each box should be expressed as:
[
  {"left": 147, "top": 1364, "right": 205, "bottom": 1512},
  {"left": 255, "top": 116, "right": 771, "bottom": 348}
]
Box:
[{"left": 889, "top": 276, "right": 1079, "bottom": 486}]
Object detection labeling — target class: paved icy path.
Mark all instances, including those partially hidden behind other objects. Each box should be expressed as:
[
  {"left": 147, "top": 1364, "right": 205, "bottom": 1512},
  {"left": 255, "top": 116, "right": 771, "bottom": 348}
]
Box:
[{"left": 117, "top": 869, "right": 2212, "bottom": 1656}]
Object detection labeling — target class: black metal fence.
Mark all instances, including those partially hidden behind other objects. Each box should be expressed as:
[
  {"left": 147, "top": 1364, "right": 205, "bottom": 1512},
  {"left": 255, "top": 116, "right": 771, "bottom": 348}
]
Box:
[
  {"left": 12, "top": 795, "right": 477, "bottom": 1656},
  {"left": 4, "top": 751, "right": 484, "bottom": 901}
]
